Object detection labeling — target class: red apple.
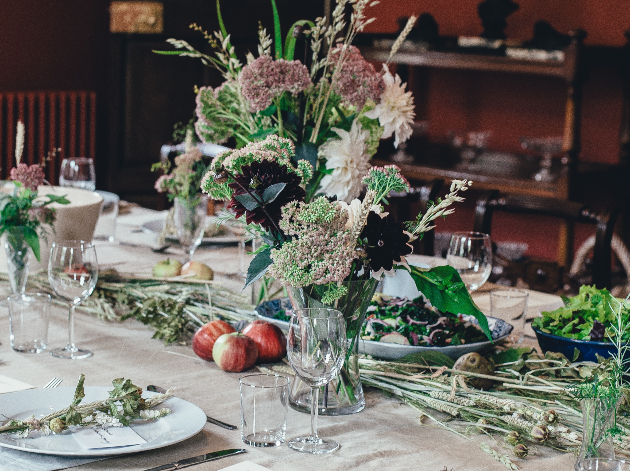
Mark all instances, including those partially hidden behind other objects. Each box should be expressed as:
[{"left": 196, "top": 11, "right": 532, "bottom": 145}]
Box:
[
  {"left": 192, "top": 320, "right": 235, "bottom": 361},
  {"left": 242, "top": 320, "right": 287, "bottom": 364},
  {"left": 212, "top": 333, "right": 258, "bottom": 372}
]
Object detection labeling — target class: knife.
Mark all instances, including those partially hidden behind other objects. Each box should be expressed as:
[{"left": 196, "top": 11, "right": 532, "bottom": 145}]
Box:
[
  {"left": 146, "top": 385, "right": 238, "bottom": 430},
  {"left": 143, "top": 448, "right": 247, "bottom": 471}
]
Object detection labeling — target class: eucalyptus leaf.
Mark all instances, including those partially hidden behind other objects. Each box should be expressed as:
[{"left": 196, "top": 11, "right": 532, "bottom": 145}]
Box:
[
  {"left": 245, "top": 247, "right": 272, "bottom": 288},
  {"left": 262, "top": 183, "right": 286, "bottom": 204},
  {"left": 409, "top": 265, "right": 492, "bottom": 341},
  {"left": 234, "top": 193, "right": 260, "bottom": 211}
]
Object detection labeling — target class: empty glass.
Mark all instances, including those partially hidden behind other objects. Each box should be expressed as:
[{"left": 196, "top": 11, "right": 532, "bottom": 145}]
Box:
[
  {"left": 174, "top": 195, "right": 208, "bottom": 261},
  {"left": 287, "top": 308, "right": 347, "bottom": 454},
  {"left": 446, "top": 232, "right": 492, "bottom": 291},
  {"left": 8, "top": 292, "right": 51, "bottom": 353},
  {"left": 59, "top": 158, "right": 96, "bottom": 191},
  {"left": 577, "top": 459, "right": 629, "bottom": 471},
  {"left": 240, "top": 374, "right": 290, "bottom": 447},
  {"left": 490, "top": 289, "right": 529, "bottom": 343},
  {"left": 48, "top": 240, "right": 98, "bottom": 359}
]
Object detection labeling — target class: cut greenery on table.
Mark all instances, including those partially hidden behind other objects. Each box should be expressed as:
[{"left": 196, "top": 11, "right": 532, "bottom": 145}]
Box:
[
  {"left": 0, "top": 375, "right": 173, "bottom": 437},
  {"left": 362, "top": 293, "right": 487, "bottom": 347},
  {"left": 532, "top": 285, "right": 630, "bottom": 342},
  {"left": 0, "top": 270, "right": 255, "bottom": 345}
]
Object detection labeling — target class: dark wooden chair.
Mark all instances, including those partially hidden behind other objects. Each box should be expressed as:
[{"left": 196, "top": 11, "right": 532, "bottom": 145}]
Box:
[
  {"left": 159, "top": 142, "right": 229, "bottom": 164},
  {"left": 473, "top": 190, "right": 619, "bottom": 291},
  {"left": 386, "top": 179, "right": 444, "bottom": 255}
]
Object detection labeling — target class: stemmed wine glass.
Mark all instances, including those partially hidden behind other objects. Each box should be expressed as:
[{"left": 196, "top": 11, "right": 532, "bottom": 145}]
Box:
[
  {"left": 446, "top": 232, "right": 492, "bottom": 292},
  {"left": 287, "top": 308, "right": 347, "bottom": 454},
  {"left": 48, "top": 240, "right": 98, "bottom": 359}
]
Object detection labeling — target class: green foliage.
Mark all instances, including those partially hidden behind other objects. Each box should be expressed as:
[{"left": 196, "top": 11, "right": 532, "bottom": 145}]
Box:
[
  {"left": 394, "top": 351, "right": 456, "bottom": 368},
  {"left": 408, "top": 265, "right": 492, "bottom": 341},
  {"left": 269, "top": 0, "right": 282, "bottom": 59},
  {"left": 492, "top": 347, "right": 534, "bottom": 365},
  {"left": 245, "top": 247, "right": 273, "bottom": 288},
  {"left": 284, "top": 20, "right": 315, "bottom": 60}
]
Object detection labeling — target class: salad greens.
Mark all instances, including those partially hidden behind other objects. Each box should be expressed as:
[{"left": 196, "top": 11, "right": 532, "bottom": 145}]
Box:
[
  {"left": 532, "top": 285, "right": 630, "bottom": 342},
  {"left": 361, "top": 293, "right": 487, "bottom": 347}
]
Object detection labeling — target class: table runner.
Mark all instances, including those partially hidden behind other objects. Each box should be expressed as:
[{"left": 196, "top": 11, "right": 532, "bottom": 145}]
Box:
[{"left": 0, "top": 207, "right": 577, "bottom": 470}]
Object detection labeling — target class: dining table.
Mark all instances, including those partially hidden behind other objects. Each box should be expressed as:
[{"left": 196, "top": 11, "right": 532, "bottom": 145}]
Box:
[{"left": 0, "top": 205, "right": 579, "bottom": 471}]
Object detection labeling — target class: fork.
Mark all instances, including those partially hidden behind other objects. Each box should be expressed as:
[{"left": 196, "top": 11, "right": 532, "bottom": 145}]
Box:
[{"left": 43, "top": 377, "right": 63, "bottom": 389}]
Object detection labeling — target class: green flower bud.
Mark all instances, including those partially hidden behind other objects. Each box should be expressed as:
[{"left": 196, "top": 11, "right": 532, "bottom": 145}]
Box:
[
  {"left": 49, "top": 418, "right": 67, "bottom": 434},
  {"left": 504, "top": 431, "right": 522, "bottom": 446},
  {"left": 542, "top": 409, "right": 559, "bottom": 425},
  {"left": 513, "top": 443, "right": 529, "bottom": 458},
  {"left": 530, "top": 424, "right": 549, "bottom": 443}
]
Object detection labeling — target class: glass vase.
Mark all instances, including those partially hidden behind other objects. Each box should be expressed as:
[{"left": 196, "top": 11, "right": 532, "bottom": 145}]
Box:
[
  {"left": 287, "top": 278, "right": 379, "bottom": 415},
  {"left": 3, "top": 228, "right": 30, "bottom": 295},
  {"left": 576, "top": 397, "right": 619, "bottom": 470},
  {"left": 174, "top": 195, "right": 208, "bottom": 261}
]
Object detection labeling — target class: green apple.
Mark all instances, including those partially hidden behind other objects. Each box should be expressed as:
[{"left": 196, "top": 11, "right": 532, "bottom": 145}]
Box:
[
  {"left": 181, "top": 261, "right": 214, "bottom": 280},
  {"left": 152, "top": 259, "right": 183, "bottom": 278}
]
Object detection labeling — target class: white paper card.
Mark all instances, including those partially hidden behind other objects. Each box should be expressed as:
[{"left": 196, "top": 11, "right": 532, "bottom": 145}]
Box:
[
  {"left": 72, "top": 426, "right": 146, "bottom": 449},
  {"left": 220, "top": 461, "right": 271, "bottom": 471},
  {"left": 0, "top": 375, "right": 33, "bottom": 394}
]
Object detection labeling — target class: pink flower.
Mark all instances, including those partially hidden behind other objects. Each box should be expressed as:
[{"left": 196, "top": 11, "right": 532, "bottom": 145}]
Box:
[
  {"left": 10, "top": 163, "right": 45, "bottom": 191},
  {"left": 330, "top": 46, "right": 384, "bottom": 110},
  {"left": 240, "top": 56, "right": 312, "bottom": 112},
  {"left": 154, "top": 174, "right": 173, "bottom": 193}
]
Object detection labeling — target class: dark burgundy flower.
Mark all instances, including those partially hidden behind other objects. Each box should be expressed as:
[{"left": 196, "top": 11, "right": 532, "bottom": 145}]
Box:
[
  {"left": 227, "top": 160, "right": 305, "bottom": 230},
  {"left": 360, "top": 211, "right": 412, "bottom": 274}
]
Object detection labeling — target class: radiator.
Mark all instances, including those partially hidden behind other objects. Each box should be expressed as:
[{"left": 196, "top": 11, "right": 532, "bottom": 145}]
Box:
[{"left": 0, "top": 91, "right": 96, "bottom": 183}]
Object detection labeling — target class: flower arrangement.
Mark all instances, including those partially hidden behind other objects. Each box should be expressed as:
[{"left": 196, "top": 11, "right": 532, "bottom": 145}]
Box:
[
  {"left": 0, "top": 375, "right": 172, "bottom": 437},
  {"left": 157, "top": 0, "right": 418, "bottom": 204},
  {"left": 0, "top": 121, "right": 69, "bottom": 263}
]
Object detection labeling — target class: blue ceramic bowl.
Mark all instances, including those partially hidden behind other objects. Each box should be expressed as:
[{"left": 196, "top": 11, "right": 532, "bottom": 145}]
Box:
[{"left": 533, "top": 327, "right": 618, "bottom": 362}]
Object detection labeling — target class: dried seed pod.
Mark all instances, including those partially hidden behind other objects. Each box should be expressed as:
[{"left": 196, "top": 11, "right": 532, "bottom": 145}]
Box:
[
  {"left": 452, "top": 352, "right": 495, "bottom": 390},
  {"left": 504, "top": 430, "right": 522, "bottom": 445},
  {"left": 531, "top": 424, "right": 550, "bottom": 443},
  {"left": 513, "top": 443, "right": 529, "bottom": 458},
  {"left": 476, "top": 418, "right": 489, "bottom": 431},
  {"left": 49, "top": 418, "right": 67, "bottom": 434},
  {"left": 542, "top": 409, "right": 559, "bottom": 425}
]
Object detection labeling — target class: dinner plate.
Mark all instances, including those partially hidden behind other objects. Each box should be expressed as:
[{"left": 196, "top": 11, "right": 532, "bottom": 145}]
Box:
[
  {"left": 255, "top": 298, "right": 514, "bottom": 360},
  {"left": 0, "top": 387, "right": 207, "bottom": 457},
  {"left": 141, "top": 219, "right": 241, "bottom": 245}
]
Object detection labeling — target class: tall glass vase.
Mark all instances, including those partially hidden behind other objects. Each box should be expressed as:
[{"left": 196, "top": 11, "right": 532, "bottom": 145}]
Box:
[
  {"left": 2, "top": 228, "right": 30, "bottom": 295},
  {"left": 174, "top": 195, "right": 208, "bottom": 261},
  {"left": 288, "top": 278, "right": 379, "bottom": 415},
  {"left": 575, "top": 397, "right": 618, "bottom": 470}
]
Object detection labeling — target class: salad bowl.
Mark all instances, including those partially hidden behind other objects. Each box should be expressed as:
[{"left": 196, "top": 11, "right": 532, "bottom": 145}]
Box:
[{"left": 255, "top": 298, "right": 513, "bottom": 360}]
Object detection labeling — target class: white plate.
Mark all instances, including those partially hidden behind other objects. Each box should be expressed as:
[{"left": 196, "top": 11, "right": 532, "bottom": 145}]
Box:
[
  {"left": 141, "top": 219, "right": 240, "bottom": 245},
  {"left": 0, "top": 387, "right": 207, "bottom": 457}
]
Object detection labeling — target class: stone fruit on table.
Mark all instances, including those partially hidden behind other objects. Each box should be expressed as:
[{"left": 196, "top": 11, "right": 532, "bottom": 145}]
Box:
[
  {"left": 379, "top": 332, "right": 410, "bottom": 345},
  {"left": 181, "top": 261, "right": 214, "bottom": 280},
  {"left": 152, "top": 259, "right": 183, "bottom": 278},
  {"left": 213, "top": 332, "right": 259, "bottom": 372},
  {"left": 452, "top": 352, "right": 495, "bottom": 390},
  {"left": 242, "top": 320, "right": 287, "bottom": 363},
  {"left": 192, "top": 320, "right": 236, "bottom": 361}
]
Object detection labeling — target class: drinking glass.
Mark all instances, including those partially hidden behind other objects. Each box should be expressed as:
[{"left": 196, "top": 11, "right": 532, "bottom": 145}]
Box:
[
  {"left": 48, "top": 240, "right": 98, "bottom": 359},
  {"left": 577, "top": 459, "right": 629, "bottom": 471},
  {"left": 446, "top": 232, "right": 492, "bottom": 291},
  {"left": 59, "top": 158, "right": 96, "bottom": 191},
  {"left": 490, "top": 289, "right": 529, "bottom": 343},
  {"left": 174, "top": 195, "right": 208, "bottom": 261},
  {"left": 520, "top": 136, "right": 563, "bottom": 183},
  {"left": 287, "top": 308, "right": 347, "bottom": 454}
]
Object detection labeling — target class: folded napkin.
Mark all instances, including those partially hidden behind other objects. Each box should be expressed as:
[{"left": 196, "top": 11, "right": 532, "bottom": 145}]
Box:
[
  {"left": 0, "top": 375, "right": 33, "bottom": 394},
  {"left": 0, "top": 448, "right": 104, "bottom": 471}
]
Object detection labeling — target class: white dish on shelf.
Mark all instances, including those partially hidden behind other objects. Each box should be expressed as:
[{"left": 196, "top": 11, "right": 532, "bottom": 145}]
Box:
[{"left": 0, "top": 387, "right": 206, "bottom": 457}]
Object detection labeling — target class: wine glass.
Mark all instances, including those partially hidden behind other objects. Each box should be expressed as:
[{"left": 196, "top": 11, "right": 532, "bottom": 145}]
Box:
[
  {"left": 59, "top": 158, "right": 96, "bottom": 191},
  {"left": 287, "top": 308, "right": 347, "bottom": 454},
  {"left": 48, "top": 240, "right": 98, "bottom": 359},
  {"left": 520, "top": 136, "right": 563, "bottom": 183},
  {"left": 446, "top": 232, "right": 492, "bottom": 291}
]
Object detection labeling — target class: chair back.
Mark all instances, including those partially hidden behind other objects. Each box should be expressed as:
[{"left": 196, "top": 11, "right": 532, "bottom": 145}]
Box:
[
  {"left": 473, "top": 190, "right": 618, "bottom": 289},
  {"left": 159, "top": 142, "right": 229, "bottom": 164}
]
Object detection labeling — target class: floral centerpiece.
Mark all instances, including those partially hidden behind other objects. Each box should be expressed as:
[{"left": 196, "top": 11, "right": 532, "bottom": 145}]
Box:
[
  {"left": 153, "top": 129, "right": 213, "bottom": 258},
  {"left": 0, "top": 121, "right": 69, "bottom": 294}
]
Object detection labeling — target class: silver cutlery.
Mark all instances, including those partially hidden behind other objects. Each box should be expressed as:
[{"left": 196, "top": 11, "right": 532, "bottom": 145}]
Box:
[
  {"left": 146, "top": 385, "right": 237, "bottom": 430},
  {"left": 143, "top": 448, "right": 247, "bottom": 471},
  {"left": 43, "top": 377, "right": 63, "bottom": 388}
]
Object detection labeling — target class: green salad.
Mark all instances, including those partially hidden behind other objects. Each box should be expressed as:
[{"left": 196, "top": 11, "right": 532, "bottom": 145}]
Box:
[
  {"left": 361, "top": 293, "right": 488, "bottom": 347},
  {"left": 532, "top": 285, "right": 630, "bottom": 342}
]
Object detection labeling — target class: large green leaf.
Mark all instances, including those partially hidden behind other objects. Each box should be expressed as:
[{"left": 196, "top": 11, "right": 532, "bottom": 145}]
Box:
[
  {"left": 23, "top": 226, "right": 40, "bottom": 262},
  {"left": 245, "top": 247, "right": 273, "bottom": 288},
  {"left": 409, "top": 265, "right": 492, "bottom": 341},
  {"left": 234, "top": 193, "right": 260, "bottom": 211},
  {"left": 262, "top": 183, "right": 286, "bottom": 203}
]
